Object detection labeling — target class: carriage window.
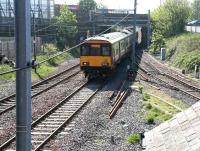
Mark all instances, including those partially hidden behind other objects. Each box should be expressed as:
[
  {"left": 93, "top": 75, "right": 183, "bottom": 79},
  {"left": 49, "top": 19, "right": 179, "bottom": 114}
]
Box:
[
  {"left": 81, "top": 45, "right": 90, "bottom": 56},
  {"left": 91, "top": 45, "right": 101, "bottom": 56},
  {"left": 102, "top": 46, "right": 110, "bottom": 56}
]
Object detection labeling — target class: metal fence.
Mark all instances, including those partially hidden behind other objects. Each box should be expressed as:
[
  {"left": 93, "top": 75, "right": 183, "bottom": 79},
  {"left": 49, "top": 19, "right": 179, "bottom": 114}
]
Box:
[
  {"left": 185, "top": 26, "right": 200, "bottom": 33},
  {"left": 0, "top": 37, "right": 42, "bottom": 60}
]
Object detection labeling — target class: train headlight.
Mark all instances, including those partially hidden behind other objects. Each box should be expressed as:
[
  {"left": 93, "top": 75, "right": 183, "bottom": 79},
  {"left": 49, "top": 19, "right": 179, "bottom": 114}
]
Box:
[{"left": 82, "top": 62, "right": 89, "bottom": 66}]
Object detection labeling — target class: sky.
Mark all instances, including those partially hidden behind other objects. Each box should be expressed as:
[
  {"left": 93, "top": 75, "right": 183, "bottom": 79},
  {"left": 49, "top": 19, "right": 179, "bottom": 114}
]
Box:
[
  {"left": 55, "top": 0, "right": 194, "bottom": 13},
  {"left": 55, "top": 0, "right": 161, "bottom": 13}
]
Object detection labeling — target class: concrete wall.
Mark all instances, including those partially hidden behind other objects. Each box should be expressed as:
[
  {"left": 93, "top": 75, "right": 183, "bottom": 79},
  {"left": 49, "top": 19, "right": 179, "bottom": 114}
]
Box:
[{"left": 0, "top": 37, "right": 42, "bottom": 60}]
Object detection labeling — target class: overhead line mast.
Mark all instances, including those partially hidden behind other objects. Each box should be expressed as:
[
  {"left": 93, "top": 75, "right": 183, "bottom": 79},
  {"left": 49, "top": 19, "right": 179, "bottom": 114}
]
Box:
[
  {"left": 15, "top": 0, "right": 32, "bottom": 150},
  {"left": 132, "top": 0, "right": 137, "bottom": 71}
]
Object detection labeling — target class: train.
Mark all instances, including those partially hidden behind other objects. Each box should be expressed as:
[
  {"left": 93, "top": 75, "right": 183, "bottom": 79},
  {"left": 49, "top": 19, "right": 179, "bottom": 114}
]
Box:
[{"left": 80, "top": 29, "right": 141, "bottom": 79}]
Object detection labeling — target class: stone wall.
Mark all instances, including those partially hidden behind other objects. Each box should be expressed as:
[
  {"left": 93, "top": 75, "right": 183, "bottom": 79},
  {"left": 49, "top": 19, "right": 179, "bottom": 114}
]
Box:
[{"left": 0, "top": 37, "right": 42, "bottom": 60}]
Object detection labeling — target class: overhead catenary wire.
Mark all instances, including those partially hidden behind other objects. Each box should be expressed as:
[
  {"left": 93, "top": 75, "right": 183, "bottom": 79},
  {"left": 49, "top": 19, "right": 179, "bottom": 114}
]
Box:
[{"left": 0, "top": 13, "right": 131, "bottom": 76}]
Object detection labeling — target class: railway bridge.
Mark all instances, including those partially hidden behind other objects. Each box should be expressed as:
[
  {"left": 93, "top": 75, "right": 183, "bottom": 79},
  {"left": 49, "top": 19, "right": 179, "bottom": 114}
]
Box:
[{"left": 78, "top": 9, "right": 151, "bottom": 48}]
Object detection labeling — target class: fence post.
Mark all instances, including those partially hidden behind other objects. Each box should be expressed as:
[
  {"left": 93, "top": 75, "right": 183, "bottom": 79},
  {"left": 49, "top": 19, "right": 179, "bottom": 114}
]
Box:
[
  {"left": 195, "top": 64, "right": 200, "bottom": 79},
  {"left": 0, "top": 40, "right": 2, "bottom": 55},
  {"left": 161, "top": 48, "right": 166, "bottom": 61}
]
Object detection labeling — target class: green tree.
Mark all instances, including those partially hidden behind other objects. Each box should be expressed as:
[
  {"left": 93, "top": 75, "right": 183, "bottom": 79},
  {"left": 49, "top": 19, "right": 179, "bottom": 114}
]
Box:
[
  {"left": 152, "top": 0, "right": 190, "bottom": 38},
  {"left": 55, "top": 5, "right": 78, "bottom": 49},
  {"left": 150, "top": 32, "right": 166, "bottom": 54},
  {"left": 79, "top": 0, "right": 97, "bottom": 14},
  {"left": 190, "top": 0, "right": 200, "bottom": 20}
]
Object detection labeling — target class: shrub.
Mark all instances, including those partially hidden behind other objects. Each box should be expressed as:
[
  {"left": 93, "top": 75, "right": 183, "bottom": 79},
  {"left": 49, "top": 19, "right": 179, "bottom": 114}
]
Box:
[
  {"left": 0, "top": 65, "right": 15, "bottom": 80},
  {"left": 166, "top": 33, "right": 200, "bottom": 71},
  {"left": 127, "top": 134, "right": 141, "bottom": 144},
  {"left": 44, "top": 43, "right": 59, "bottom": 55},
  {"left": 143, "top": 93, "right": 150, "bottom": 101},
  {"left": 146, "top": 103, "right": 152, "bottom": 110},
  {"left": 138, "top": 85, "right": 143, "bottom": 93},
  {"left": 150, "top": 32, "right": 166, "bottom": 54},
  {"left": 147, "top": 116, "right": 155, "bottom": 124}
]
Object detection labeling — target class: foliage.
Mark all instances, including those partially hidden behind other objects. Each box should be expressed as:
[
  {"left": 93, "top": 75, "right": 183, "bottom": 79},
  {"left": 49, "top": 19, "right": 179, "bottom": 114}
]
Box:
[
  {"left": 0, "top": 65, "right": 15, "bottom": 80},
  {"left": 43, "top": 44, "right": 60, "bottom": 65},
  {"left": 190, "top": 0, "right": 200, "bottom": 20},
  {"left": 44, "top": 43, "right": 59, "bottom": 55},
  {"left": 166, "top": 33, "right": 200, "bottom": 71},
  {"left": 127, "top": 134, "right": 141, "bottom": 144},
  {"left": 143, "top": 93, "right": 150, "bottom": 101},
  {"left": 147, "top": 116, "right": 155, "bottom": 124},
  {"left": 146, "top": 107, "right": 172, "bottom": 122},
  {"left": 146, "top": 103, "right": 152, "bottom": 110},
  {"left": 42, "top": 44, "right": 73, "bottom": 66},
  {"left": 55, "top": 5, "right": 78, "bottom": 49},
  {"left": 150, "top": 32, "right": 166, "bottom": 54},
  {"left": 32, "top": 64, "right": 56, "bottom": 80},
  {"left": 138, "top": 85, "right": 143, "bottom": 93},
  {"left": 151, "top": 0, "right": 190, "bottom": 38},
  {"left": 79, "top": 0, "right": 97, "bottom": 14}
]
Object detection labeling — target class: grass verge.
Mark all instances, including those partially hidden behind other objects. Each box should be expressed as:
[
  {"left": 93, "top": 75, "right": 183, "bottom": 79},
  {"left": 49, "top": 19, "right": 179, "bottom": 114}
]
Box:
[
  {"left": 134, "top": 81, "right": 189, "bottom": 124},
  {"left": 0, "top": 44, "right": 76, "bottom": 81},
  {"left": 0, "top": 65, "right": 15, "bottom": 80},
  {"left": 127, "top": 134, "right": 141, "bottom": 144}
]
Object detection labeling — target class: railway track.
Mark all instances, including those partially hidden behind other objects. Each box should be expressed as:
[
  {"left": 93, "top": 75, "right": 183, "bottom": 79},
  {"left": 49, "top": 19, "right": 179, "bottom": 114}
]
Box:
[
  {"left": 143, "top": 53, "right": 200, "bottom": 90},
  {"left": 136, "top": 54, "right": 200, "bottom": 101},
  {"left": 0, "top": 64, "right": 80, "bottom": 116},
  {"left": 0, "top": 80, "right": 105, "bottom": 150}
]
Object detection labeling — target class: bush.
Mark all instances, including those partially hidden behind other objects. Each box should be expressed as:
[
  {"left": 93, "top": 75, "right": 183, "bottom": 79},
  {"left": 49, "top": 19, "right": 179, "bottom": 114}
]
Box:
[
  {"left": 143, "top": 93, "right": 150, "bottom": 101},
  {"left": 0, "top": 65, "right": 15, "bottom": 80},
  {"left": 44, "top": 43, "right": 59, "bottom": 55},
  {"left": 150, "top": 32, "right": 166, "bottom": 54},
  {"left": 166, "top": 33, "right": 200, "bottom": 71},
  {"left": 127, "top": 134, "right": 141, "bottom": 144},
  {"left": 147, "top": 116, "right": 155, "bottom": 124},
  {"left": 146, "top": 103, "right": 152, "bottom": 110},
  {"left": 138, "top": 85, "right": 143, "bottom": 93}
]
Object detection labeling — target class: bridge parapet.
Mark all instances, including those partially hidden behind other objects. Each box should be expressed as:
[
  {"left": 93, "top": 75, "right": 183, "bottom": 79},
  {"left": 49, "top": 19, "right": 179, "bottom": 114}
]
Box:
[{"left": 90, "top": 9, "right": 149, "bottom": 26}]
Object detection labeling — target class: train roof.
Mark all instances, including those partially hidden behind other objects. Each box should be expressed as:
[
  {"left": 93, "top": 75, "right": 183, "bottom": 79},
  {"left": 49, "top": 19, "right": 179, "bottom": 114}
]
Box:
[{"left": 86, "top": 30, "right": 132, "bottom": 44}]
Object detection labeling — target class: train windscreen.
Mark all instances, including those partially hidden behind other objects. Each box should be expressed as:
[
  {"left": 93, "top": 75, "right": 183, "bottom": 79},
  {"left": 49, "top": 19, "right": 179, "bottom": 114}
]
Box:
[
  {"left": 90, "top": 44, "right": 101, "bottom": 56},
  {"left": 81, "top": 44, "right": 111, "bottom": 56}
]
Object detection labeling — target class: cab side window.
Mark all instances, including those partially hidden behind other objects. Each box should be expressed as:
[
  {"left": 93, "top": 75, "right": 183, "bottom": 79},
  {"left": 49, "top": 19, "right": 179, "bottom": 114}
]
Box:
[
  {"left": 102, "top": 45, "right": 110, "bottom": 56},
  {"left": 81, "top": 45, "right": 90, "bottom": 56}
]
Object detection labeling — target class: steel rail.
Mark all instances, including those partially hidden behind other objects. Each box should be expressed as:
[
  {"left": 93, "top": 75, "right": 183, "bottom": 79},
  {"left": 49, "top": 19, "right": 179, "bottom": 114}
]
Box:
[
  {"left": 34, "top": 83, "right": 104, "bottom": 151},
  {"left": 0, "top": 81, "right": 105, "bottom": 150},
  {"left": 139, "top": 65, "right": 200, "bottom": 101},
  {"left": 141, "top": 54, "right": 200, "bottom": 92},
  {"left": 0, "top": 70, "right": 81, "bottom": 115},
  {"left": 145, "top": 61, "right": 200, "bottom": 92},
  {"left": 109, "top": 89, "right": 129, "bottom": 119},
  {"left": 0, "top": 64, "right": 79, "bottom": 104},
  {"left": 0, "top": 82, "right": 88, "bottom": 150}
]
